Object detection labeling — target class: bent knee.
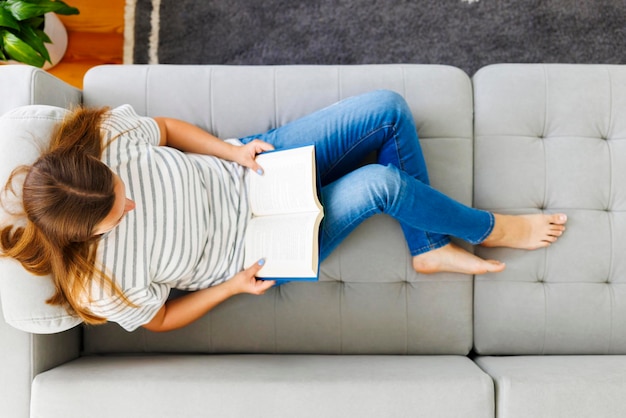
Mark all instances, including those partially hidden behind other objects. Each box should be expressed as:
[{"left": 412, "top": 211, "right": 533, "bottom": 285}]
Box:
[
  {"left": 368, "top": 89, "right": 407, "bottom": 108},
  {"left": 357, "top": 164, "right": 404, "bottom": 194},
  {"left": 367, "top": 89, "right": 412, "bottom": 120}
]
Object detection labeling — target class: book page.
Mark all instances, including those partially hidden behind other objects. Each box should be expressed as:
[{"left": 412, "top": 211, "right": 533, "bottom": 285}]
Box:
[
  {"left": 248, "top": 145, "right": 322, "bottom": 216},
  {"left": 244, "top": 212, "right": 322, "bottom": 278}
]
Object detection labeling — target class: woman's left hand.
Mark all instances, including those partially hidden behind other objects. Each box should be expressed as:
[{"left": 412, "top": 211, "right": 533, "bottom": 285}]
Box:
[
  {"left": 226, "top": 259, "right": 275, "bottom": 296},
  {"left": 234, "top": 139, "right": 275, "bottom": 174}
]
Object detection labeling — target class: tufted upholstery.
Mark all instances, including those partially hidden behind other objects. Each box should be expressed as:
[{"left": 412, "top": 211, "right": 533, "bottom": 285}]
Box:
[
  {"left": 473, "top": 64, "right": 626, "bottom": 354},
  {"left": 81, "top": 64, "right": 476, "bottom": 355}
]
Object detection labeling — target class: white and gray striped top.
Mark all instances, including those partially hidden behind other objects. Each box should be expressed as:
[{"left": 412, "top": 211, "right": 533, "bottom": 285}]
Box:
[{"left": 87, "top": 105, "right": 250, "bottom": 331}]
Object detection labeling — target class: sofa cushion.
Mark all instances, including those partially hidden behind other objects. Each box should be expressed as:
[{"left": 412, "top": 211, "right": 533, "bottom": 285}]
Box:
[
  {"left": 0, "top": 105, "right": 82, "bottom": 333},
  {"left": 81, "top": 64, "right": 476, "bottom": 355},
  {"left": 473, "top": 64, "right": 626, "bottom": 354},
  {"left": 32, "top": 355, "right": 494, "bottom": 418},
  {"left": 475, "top": 355, "right": 626, "bottom": 418}
]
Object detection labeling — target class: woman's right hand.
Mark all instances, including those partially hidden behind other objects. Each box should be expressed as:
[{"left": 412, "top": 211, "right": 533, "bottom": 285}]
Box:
[
  {"left": 144, "top": 260, "right": 274, "bottom": 332},
  {"left": 226, "top": 259, "right": 275, "bottom": 296}
]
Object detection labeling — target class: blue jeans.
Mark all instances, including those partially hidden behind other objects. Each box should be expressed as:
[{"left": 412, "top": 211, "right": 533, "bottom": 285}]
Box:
[{"left": 240, "top": 90, "right": 494, "bottom": 261}]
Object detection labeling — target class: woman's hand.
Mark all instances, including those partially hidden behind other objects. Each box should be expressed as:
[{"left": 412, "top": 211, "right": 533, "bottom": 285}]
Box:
[
  {"left": 226, "top": 259, "right": 276, "bottom": 296},
  {"left": 143, "top": 259, "right": 274, "bottom": 332},
  {"left": 234, "top": 139, "right": 275, "bottom": 174},
  {"left": 154, "top": 118, "right": 274, "bottom": 171}
]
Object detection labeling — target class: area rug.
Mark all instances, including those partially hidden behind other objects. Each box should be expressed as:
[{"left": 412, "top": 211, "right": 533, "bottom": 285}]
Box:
[{"left": 124, "top": 0, "right": 626, "bottom": 75}]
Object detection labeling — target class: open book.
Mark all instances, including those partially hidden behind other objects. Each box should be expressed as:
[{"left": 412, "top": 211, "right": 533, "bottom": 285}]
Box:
[{"left": 244, "top": 145, "right": 324, "bottom": 280}]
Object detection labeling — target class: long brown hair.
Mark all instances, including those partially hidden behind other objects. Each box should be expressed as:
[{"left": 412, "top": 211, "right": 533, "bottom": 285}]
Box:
[{"left": 0, "top": 107, "right": 129, "bottom": 324}]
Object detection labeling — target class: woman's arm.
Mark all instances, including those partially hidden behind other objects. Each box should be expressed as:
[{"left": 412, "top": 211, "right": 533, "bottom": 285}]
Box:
[
  {"left": 142, "top": 260, "right": 275, "bottom": 332},
  {"left": 154, "top": 117, "right": 274, "bottom": 173}
]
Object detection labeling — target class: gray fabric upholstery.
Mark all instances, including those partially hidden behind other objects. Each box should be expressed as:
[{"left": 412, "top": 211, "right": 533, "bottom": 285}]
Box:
[
  {"left": 82, "top": 64, "right": 475, "bottom": 356},
  {"left": 475, "top": 356, "right": 626, "bottom": 418},
  {"left": 0, "top": 297, "right": 32, "bottom": 418},
  {"left": 32, "top": 355, "right": 494, "bottom": 418},
  {"left": 473, "top": 64, "right": 626, "bottom": 355},
  {"left": 0, "top": 66, "right": 80, "bottom": 116}
]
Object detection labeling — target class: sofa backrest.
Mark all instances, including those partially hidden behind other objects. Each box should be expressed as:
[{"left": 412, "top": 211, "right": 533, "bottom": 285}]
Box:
[
  {"left": 0, "top": 66, "right": 80, "bottom": 116},
  {"left": 81, "top": 64, "right": 476, "bottom": 355},
  {"left": 473, "top": 64, "right": 626, "bottom": 355}
]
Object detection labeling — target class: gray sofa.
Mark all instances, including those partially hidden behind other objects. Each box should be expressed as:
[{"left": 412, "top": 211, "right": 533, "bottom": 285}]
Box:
[{"left": 1, "top": 63, "right": 625, "bottom": 418}]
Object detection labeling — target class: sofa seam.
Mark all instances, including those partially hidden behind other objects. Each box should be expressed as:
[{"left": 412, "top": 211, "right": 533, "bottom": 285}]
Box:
[
  {"left": 541, "top": 65, "right": 549, "bottom": 210},
  {"left": 29, "top": 333, "right": 35, "bottom": 382},
  {"left": 606, "top": 66, "right": 615, "bottom": 355},
  {"left": 405, "top": 281, "right": 409, "bottom": 355},
  {"left": 339, "top": 254, "right": 344, "bottom": 354},
  {"left": 209, "top": 67, "right": 215, "bottom": 136},
  {"left": 607, "top": 212, "right": 615, "bottom": 354},
  {"left": 273, "top": 283, "right": 278, "bottom": 353},
  {"left": 540, "top": 66, "right": 549, "bottom": 356},
  {"left": 273, "top": 68, "right": 278, "bottom": 130},
  {"left": 29, "top": 69, "right": 36, "bottom": 105},
  {"left": 208, "top": 302, "right": 213, "bottom": 353},
  {"left": 401, "top": 65, "right": 407, "bottom": 103},
  {"left": 606, "top": 66, "right": 614, "bottom": 211},
  {"left": 542, "top": 279, "right": 548, "bottom": 355},
  {"left": 605, "top": 66, "right": 614, "bottom": 141},
  {"left": 144, "top": 65, "right": 151, "bottom": 116},
  {"left": 337, "top": 66, "right": 342, "bottom": 102}
]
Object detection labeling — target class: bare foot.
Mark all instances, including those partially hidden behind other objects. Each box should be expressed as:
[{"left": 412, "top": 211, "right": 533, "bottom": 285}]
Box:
[
  {"left": 413, "top": 243, "right": 506, "bottom": 275},
  {"left": 481, "top": 213, "right": 567, "bottom": 250}
]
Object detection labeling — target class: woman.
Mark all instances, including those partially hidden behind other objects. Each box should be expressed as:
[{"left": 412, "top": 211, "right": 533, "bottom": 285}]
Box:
[{"left": 0, "top": 90, "right": 567, "bottom": 333}]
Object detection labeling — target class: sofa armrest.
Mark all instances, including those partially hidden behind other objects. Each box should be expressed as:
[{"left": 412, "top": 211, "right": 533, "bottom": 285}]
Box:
[
  {"left": 0, "top": 66, "right": 81, "bottom": 115},
  {"left": 0, "top": 297, "right": 81, "bottom": 418},
  {"left": 0, "top": 65, "right": 83, "bottom": 418}
]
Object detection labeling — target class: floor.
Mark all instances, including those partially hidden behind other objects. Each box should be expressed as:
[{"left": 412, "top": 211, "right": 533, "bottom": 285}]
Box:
[{"left": 47, "top": 0, "right": 125, "bottom": 89}]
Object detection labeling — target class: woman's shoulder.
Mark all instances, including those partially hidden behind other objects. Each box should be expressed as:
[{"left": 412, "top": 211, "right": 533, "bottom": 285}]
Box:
[
  {"left": 100, "top": 105, "right": 160, "bottom": 147},
  {"left": 103, "top": 104, "right": 150, "bottom": 126}
]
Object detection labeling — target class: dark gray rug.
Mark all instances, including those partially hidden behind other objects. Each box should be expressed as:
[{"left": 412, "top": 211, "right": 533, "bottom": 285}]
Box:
[{"left": 126, "top": 0, "right": 626, "bottom": 75}]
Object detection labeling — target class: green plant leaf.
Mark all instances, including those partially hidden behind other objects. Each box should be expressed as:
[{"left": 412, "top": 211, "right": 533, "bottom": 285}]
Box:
[
  {"left": 24, "top": 16, "right": 45, "bottom": 30},
  {"left": 17, "top": 23, "right": 50, "bottom": 62},
  {"left": 34, "top": 27, "right": 50, "bottom": 43},
  {"left": 5, "top": 0, "right": 79, "bottom": 21},
  {"left": 0, "top": 5, "right": 20, "bottom": 30},
  {"left": 1, "top": 29, "right": 46, "bottom": 67}
]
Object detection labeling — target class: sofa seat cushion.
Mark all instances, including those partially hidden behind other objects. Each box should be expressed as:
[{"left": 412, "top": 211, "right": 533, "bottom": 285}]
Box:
[
  {"left": 473, "top": 64, "right": 626, "bottom": 355},
  {"left": 32, "top": 355, "right": 494, "bottom": 418},
  {"left": 475, "top": 355, "right": 626, "bottom": 418}
]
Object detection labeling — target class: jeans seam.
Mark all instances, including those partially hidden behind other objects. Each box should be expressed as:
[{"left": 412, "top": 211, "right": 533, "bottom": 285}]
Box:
[
  {"left": 472, "top": 211, "right": 495, "bottom": 245},
  {"left": 391, "top": 122, "right": 406, "bottom": 172},
  {"left": 409, "top": 236, "right": 451, "bottom": 256},
  {"left": 321, "top": 123, "right": 395, "bottom": 179}
]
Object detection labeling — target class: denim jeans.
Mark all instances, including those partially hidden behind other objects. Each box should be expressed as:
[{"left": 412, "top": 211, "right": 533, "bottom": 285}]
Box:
[{"left": 240, "top": 90, "right": 494, "bottom": 261}]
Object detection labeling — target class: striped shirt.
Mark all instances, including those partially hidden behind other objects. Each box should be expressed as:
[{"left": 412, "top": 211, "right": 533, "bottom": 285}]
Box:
[{"left": 88, "top": 105, "right": 250, "bottom": 331}]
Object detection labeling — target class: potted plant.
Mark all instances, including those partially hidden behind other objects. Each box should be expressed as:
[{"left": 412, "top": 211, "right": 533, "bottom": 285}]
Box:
[{"left": 0, "top": 0, "right": 79, "bottom": 68}]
